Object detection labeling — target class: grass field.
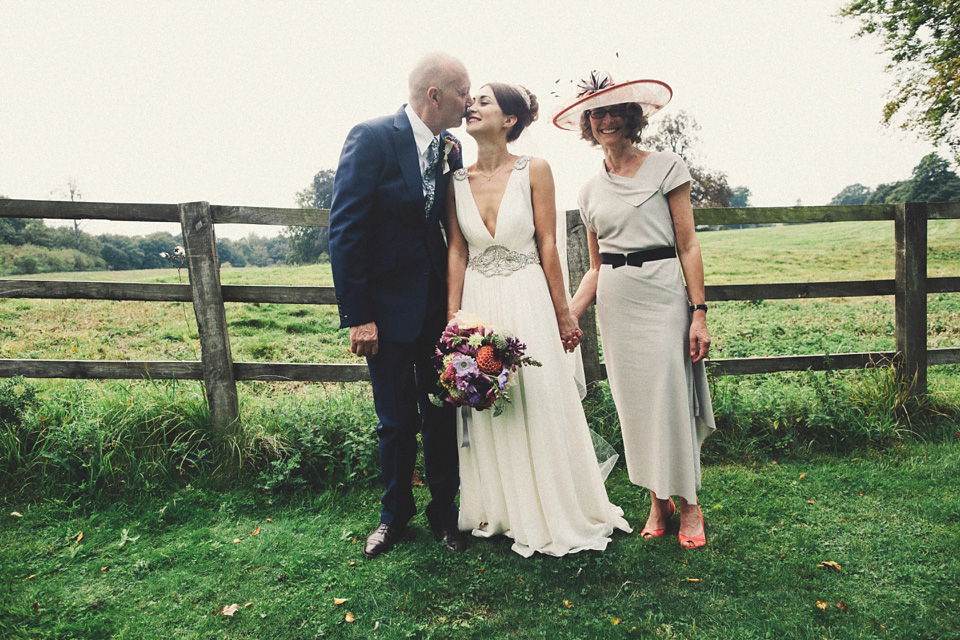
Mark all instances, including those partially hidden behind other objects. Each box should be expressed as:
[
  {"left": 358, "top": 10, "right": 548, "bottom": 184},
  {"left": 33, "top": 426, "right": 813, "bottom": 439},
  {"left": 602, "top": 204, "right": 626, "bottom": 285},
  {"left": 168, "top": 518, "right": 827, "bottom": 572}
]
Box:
[
  {"left": 2, "top": 443, "right": 958, "bottom": 639},
  {"left": 1, "top": 219, "right": 959, "bottom": 639}
]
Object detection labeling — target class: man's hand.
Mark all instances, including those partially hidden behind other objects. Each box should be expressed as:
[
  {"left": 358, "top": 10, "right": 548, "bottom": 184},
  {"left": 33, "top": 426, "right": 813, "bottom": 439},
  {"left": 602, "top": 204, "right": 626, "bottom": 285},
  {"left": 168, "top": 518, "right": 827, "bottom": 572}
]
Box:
[{"left": 350, "top": 321, "right": 379, "bottom": 358}]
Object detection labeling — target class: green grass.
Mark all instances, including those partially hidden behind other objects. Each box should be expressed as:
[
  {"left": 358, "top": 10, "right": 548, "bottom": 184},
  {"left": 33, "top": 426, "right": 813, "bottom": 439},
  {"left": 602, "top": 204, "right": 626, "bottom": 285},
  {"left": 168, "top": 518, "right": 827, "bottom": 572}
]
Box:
[
  {"left": 2, "top": 441, "right": 958, "bottom": 639},
  {"left": 0, "top": 264, "right": 352, "bottom": 365},
  {"left": 698, "top": 219, "right": 960, "bottom": 282}
]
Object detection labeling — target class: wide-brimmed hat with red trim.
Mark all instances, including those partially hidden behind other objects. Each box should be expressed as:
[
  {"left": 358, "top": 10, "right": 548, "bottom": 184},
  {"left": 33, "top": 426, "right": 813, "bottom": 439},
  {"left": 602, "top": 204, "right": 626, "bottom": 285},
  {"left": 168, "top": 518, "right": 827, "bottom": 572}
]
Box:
[{"left": 552, "top": 71, "right": 673, "bottom": 131}]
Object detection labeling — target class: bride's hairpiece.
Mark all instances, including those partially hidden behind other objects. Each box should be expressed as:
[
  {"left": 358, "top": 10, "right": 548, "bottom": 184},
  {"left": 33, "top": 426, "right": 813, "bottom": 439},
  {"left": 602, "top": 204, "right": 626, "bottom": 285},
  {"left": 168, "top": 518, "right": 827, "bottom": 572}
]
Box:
[{"left": 512, "top": 84, "right": 532, "bottom": 110}]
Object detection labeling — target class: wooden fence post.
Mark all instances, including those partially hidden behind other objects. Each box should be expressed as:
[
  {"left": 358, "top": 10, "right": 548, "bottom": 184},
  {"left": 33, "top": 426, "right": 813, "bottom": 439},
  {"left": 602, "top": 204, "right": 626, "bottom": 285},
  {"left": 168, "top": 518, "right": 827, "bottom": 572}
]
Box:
[
  {"left": 894, "top": 201, "right": 927, "bottom": 394},
  {"left": 566, "top": 210, "right": 603, "bottom": 386},
  {"left": 179, "top": 201, "right": 239, "bottom": 432}
]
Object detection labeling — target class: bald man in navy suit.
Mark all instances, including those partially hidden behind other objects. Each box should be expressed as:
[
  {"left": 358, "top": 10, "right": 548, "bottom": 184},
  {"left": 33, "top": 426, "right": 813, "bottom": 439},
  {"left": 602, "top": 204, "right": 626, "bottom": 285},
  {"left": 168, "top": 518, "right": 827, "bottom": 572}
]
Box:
[{"left": 330, "top": 52, "right": 473, "bottom": 558}]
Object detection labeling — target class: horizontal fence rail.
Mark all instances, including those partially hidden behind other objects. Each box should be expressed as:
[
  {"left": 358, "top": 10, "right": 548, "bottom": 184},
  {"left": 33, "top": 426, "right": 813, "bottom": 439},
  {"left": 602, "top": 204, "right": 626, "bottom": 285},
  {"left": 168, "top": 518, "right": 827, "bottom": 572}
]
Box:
[
  {"left": 0, "top": 359, "right": 370, "bottom": 382},
  {"left": 1, "top": 197, "right": 959, "bottom": 431},
  {"left": 0, "top": 199, "right": 331, "bottom": 227},
  {"left": 5, "top": 277, "right": 959, "bottom": 305}
]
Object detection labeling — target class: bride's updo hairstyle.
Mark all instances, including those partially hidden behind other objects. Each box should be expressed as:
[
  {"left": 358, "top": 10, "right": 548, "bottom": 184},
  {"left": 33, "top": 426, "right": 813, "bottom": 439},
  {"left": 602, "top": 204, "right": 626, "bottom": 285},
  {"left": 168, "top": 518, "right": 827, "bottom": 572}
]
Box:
[{"left": 488, "top": 83, "right": 539, "bottom": 142}]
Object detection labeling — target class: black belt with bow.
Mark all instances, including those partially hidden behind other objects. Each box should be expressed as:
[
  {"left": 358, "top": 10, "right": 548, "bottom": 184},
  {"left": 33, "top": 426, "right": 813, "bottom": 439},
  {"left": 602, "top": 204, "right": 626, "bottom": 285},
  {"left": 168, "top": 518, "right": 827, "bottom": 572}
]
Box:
[{"left": 600, "top": 246, "right": 676, "bottom": 268}]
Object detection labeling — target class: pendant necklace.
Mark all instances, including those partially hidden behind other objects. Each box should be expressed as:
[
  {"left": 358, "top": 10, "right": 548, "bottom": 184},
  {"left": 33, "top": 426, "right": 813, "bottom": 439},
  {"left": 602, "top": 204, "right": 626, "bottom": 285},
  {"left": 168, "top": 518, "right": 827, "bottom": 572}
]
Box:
[{"left": 473, "top": 160, "right": 512, "bottom": 181}]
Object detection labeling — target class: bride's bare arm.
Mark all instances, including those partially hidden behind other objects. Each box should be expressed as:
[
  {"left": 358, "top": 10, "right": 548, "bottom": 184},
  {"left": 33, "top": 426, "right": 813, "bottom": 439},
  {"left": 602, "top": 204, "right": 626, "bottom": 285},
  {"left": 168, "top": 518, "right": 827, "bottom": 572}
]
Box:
[
  {"left": 444, "top": 184, "right": 468, "bottom": 322},
  {"left": 569, "top": 229, "right": 602, "bottom": 320},
  {"left": 530, "top": 157, "right": 582, "bottom": 351}
]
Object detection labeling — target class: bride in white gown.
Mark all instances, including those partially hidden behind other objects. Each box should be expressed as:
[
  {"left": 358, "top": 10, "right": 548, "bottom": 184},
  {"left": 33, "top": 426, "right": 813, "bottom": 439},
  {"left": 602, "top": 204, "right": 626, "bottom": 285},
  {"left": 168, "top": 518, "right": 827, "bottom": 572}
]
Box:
[{"left": 443, "top": 82, "right": 631, "bottom": 557}]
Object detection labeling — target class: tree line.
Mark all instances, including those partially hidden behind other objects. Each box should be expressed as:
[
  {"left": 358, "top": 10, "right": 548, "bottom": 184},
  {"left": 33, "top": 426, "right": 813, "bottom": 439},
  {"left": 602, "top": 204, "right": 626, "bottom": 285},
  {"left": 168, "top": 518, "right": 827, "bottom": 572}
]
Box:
[
  {"left": 829, "top": 153, "right": 960, "bottom": 206},
  {"left": 0, "top": 206, "right": 291, "bottom": 276}
]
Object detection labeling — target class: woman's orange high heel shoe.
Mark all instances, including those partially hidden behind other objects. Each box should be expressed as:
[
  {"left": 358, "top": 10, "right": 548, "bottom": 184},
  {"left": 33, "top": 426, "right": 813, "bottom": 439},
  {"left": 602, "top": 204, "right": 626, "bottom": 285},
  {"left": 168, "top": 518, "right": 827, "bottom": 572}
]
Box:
[
  {"left": 678, "top": 506, "right": 706, "bottom": 549},
  {"left": 640, "top": 498, "right": 675, "bottom": 539}
]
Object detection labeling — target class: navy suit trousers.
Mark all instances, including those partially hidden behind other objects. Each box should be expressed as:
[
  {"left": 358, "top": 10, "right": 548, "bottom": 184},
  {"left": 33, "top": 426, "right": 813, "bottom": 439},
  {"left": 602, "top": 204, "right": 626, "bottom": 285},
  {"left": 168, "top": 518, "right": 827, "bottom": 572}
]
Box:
[{"left": 366, "top": 277, "right": 458, "bottom": 528}]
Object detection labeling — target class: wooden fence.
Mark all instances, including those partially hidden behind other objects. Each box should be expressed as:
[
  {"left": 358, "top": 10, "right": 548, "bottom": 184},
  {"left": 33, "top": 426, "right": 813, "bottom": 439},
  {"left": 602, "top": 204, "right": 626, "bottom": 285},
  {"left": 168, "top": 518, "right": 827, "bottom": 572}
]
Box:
[{"left": 1, "top": 198, "right": 959, "bottom": 433}]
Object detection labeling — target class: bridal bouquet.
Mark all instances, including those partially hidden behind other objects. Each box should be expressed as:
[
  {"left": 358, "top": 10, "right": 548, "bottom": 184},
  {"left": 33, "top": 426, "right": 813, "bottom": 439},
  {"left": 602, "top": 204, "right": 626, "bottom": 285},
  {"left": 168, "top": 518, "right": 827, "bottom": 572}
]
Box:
[{"left": 431, "top": 311, "right": 541, "bottom": 416}]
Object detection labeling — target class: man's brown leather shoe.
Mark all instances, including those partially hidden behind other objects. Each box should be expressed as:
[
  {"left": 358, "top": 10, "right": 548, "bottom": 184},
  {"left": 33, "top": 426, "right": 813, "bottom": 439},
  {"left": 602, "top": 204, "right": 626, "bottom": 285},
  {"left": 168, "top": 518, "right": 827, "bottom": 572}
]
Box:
[
  {"left": 430, "top": 521, "right": 467, "bottom": 553},
  {"left": 363, "top": 522, "right": 403, "bottom": 558}
]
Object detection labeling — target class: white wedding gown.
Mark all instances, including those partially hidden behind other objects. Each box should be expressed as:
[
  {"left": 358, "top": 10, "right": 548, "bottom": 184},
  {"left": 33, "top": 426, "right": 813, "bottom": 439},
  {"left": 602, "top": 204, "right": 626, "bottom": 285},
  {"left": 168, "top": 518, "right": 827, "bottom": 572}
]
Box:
[{"left": 453, "top": 156, "right": 632, "bottom": 557}]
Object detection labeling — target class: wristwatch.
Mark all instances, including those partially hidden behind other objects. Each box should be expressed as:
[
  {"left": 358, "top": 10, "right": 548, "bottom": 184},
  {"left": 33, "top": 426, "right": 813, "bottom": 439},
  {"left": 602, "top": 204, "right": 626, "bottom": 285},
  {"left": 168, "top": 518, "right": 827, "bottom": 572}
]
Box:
[{"left": 689, "top": 304, "right": 709, "bottom": 313}]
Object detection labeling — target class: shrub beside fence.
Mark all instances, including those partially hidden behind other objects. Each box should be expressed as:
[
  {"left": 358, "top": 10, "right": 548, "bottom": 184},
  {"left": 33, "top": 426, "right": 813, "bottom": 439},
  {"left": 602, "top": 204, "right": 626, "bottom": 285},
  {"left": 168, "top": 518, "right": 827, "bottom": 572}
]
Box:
[{"left": 1, "top": 197, "right": 959, "bottom": 434}]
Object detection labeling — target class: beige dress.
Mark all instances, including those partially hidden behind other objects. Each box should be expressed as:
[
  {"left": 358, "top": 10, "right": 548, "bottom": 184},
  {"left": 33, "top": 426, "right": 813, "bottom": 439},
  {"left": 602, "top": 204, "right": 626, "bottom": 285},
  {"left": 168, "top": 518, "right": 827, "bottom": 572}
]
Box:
[{"left": 578, "top": 151, "right": 716, "bottom": 504}]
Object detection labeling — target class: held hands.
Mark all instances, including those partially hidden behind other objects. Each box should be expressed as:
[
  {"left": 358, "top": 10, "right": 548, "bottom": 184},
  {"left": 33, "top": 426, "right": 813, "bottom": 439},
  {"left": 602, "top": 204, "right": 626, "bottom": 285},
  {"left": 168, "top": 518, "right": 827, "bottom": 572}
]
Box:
[
  {"left": 349, "top": 321, "right": 379, "bottom": 358},
  {"left": 689, "top": 316, "right": 711, "bottom": 363},
  {"left": 558, "top": 313, "right": 584, "bottom": 353}
]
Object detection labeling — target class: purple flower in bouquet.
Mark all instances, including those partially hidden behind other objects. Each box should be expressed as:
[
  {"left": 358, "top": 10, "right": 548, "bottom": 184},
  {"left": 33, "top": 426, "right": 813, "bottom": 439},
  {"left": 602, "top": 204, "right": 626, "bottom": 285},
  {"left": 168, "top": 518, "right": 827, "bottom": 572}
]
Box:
[
  {"left": 429, "top": 311, "right": 541, "bottom": 416},
  {"left": 451, "top": 354, "right": 479, "bottom": 376}
]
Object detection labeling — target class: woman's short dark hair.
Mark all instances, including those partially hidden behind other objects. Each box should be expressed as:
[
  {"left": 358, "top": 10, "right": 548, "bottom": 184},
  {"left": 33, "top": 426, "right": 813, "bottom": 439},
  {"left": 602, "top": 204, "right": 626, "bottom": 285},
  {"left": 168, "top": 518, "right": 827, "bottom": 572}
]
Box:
[
  {"left": 488, "top": 83, "right": 540, "bottom": 143},
  {"left": 579, "top": 102, "right": 648, "bottom": 146}
]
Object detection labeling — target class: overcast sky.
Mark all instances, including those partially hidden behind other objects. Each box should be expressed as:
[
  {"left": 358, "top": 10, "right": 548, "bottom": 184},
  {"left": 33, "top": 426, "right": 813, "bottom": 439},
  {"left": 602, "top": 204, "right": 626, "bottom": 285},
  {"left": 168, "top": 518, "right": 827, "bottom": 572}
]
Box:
[{"left": 0, "top": 0, "right": 941, "bottom": 240}]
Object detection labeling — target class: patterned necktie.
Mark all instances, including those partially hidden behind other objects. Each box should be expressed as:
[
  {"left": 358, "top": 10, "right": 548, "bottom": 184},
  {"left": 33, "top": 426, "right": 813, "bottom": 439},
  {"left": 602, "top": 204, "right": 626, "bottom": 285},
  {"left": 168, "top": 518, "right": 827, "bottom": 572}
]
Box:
[{"left": 423, "top": 136, "right": 440, "bottom": 217}]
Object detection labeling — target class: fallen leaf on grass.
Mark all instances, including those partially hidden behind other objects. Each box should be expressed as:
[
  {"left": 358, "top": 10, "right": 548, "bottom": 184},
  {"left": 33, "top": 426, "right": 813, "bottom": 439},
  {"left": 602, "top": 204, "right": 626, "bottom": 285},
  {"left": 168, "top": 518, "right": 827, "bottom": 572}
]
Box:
[
  {"left": 345, "top": 612, "right": 355, "bottom": 623},
  {"left": 251, "top": 527, "right": 261, "bottom": 536},
  {"left": 26, "top": 574, "right": 36, "bottom": 580},
  {"left": 75, "top": 531, "right": 83, "bottom": 543},
  {"left": 837, "top": 601, "right": 848, "bottom": 611},
  {"left": 685, "top": 578, "right": 701, "bottom": 583},
  {"left": 101, "top": 567, "right": 109, "bottom": 572},
  {"left": 217, "top": 604, "right": 240, "bottom": 616},
  {"left": 563, "top": 600, "right": 573, "bottom": 609},
  {"left": 10, "top": 512, "right": 23, "bottom": 518},
  {"left": 799, "top": 473, "right": 807, "bottom": 480},
  {"left": 611, "top": 617, "right": 621, "bottom": 625},
  {"left": 348, "top": 561, "right": 357, "bottom": 567},
  {"left": 807, "top": 500, "right": 815, "bottom": 505},
  {"left": 815, "top": 600, "right": 829, "bottom": 611},
  {"left": 233, "top": 538, "right": 241, "bottom": 543},
  {"left": 266, "top": 518, "right": 273, "bottom": 523},
  {"left": 245, "top": 602, "right": 254, "bottom": 608},
  {"left": 818, "top": 560, "right": 841, "bottom": 572},
  {"left": 334, "top": 598, "right": 348, "bottom": 606},
  {"left": 33, "top": 602, "right": 39, "bottom": 611},
  {"left": 411, "top": 469, "right": 424, "bottom": 487}
]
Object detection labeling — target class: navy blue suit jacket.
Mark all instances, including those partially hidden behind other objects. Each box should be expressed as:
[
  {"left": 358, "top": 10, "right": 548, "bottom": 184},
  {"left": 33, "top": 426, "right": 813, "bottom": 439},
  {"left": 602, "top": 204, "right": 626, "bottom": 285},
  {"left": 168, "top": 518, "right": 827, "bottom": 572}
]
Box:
[{"left": 329, "top": 107, "right": 461, "bottom": 343}]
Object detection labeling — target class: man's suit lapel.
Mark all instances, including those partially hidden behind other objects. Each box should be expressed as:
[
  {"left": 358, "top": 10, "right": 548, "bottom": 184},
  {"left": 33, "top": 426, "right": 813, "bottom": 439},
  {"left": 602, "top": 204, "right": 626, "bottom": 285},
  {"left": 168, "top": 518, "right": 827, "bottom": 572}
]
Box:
[{"left": 393, "top": 107, "right": 425, "bottom": 209}]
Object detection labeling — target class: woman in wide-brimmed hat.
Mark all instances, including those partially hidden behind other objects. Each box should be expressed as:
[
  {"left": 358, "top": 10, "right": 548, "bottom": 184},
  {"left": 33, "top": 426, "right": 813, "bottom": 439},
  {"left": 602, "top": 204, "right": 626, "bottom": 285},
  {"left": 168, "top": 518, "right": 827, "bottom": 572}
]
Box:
[{"left": 558, "top": 72, "right": 716, "bottom": 549}]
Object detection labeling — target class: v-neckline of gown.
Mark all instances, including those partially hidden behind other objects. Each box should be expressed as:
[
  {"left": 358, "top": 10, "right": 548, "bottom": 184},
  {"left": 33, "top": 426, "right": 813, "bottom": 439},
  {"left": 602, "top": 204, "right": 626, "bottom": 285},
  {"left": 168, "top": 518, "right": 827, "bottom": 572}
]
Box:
[{"left": 467, "top": 160, "right": 519, "bottom": 241}]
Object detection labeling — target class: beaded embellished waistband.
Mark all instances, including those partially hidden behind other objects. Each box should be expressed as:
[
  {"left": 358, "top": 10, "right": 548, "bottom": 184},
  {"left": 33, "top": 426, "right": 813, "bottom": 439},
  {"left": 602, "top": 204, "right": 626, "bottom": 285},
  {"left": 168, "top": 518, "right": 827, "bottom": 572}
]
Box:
[{"left": 467, "top": 245, "right": 540, "bottom": 277}]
